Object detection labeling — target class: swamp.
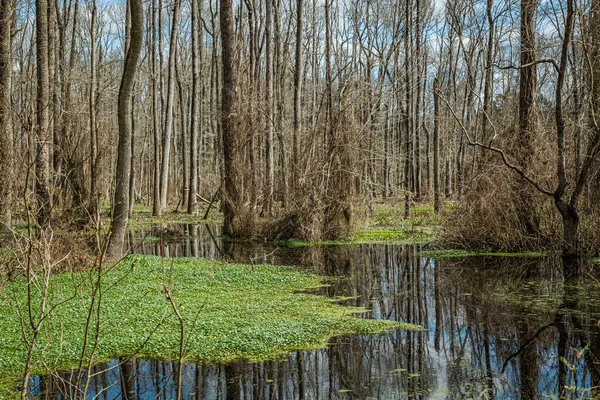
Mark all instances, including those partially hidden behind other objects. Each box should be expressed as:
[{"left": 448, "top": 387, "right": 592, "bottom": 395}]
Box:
[{"left": 1, "top": 0, "right": 600, "bottom": 396}]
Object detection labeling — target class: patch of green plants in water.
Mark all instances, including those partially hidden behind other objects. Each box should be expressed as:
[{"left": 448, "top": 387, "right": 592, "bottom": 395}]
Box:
[
  {"left": 125, "top": 204, "right": 223, "bottom": 229},
  {"left": 0, "top": 255, "right": 416, "bottom": 397},
  {"left": 418, "top": 249, "right": 546, "bottom": 258},
  {"left": 278, "top": 228, "right": 435, "bottom": 247},
  {"left": 490, "top": 278, "right": 600, "bottom": 319},
  {"left": 353, "top": 228, "right": 434, "bottom": 244}
]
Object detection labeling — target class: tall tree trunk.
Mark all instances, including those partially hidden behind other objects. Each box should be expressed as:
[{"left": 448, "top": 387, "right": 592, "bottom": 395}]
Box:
[
  {"left": 292, "top": 0, "right": 302, "bottom": 198},
  {"left": 188, "top": 0, "right": 201, "bottom": 214},
  {"left": 36, "top": 0, "right": 52, "bottom": 227},
  {"left": 518, "top": 0, "right": 540, "bottom": 236},
  {"left": 433, "top": 77, "right": 441, "bottom": 214},
  {"left": 403, "top": 0, "right": 412, "bottom": 218},
  {"left": 274, "top": 0, "right": 286, "bottom": 208},
  {"left": 159, "top": 0, "right": 181, "bottom": 214},
  {"left": 48, "top": 0, "right": 57, "bottom": 182},
  {"left": 482, "top": 0, "right": 494, "bottom": 148},
  {"left": 151, "top": 0, "right": 161, "bottom": 216},
  {"left": 175, "top": 62, "right": 187, "bottom": 210},
  {"left": 221, "top": 0, "right": 240, "bottom": 235},
  {"left": 129, "top": 87, "right": 136, "bottom": 216},
  {"left": 107, "top": 0, "right": 143, "bottom": 258},
  {"left": 0, "top": 0, "right": 12, "bottom": 232},
  {"left": 414, "top": 0, "right": 422, "bottom": 199},
  {"left": 89, "top": 0, "right": 98, "bottom": 216},
  {"left": 262, "top": 0, "right": 274, "bottom": 216}
]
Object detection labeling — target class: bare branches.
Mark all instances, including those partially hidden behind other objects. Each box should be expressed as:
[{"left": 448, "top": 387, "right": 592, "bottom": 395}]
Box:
[
  {"left": 494, "top": 58, "right": 559, "bottom": 73},
  {"left": 437, "top": 88, "right": 554, "bottom": 197}
]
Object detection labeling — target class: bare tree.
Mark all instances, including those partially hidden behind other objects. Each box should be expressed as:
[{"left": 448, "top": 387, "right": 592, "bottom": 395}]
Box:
[
  {"left": 107, "top": 0, "right": 144, "bottom": 258},
  {"left": 433, "top": 77, "right": 441, "bottom": 214},
  {"left": 262, "top": 0, "right": 274, "bottom": 216},
  {"left": 517, "top": 0, "right": 540, "bottom": 236},
  {"left": 36, "top": 0, "right": 52, "bottom": 227},
  {"left": 89, "top": 0, "right": 99, "bottom": 216},
  {"left": 292, "top": 0, "right": 302, "bottom": 198},
  {"left": 0, "top": 0, "right": 12, "bottom": 232},
  {"left": 159, "top": 0, "right": 182, "bottom": 214},
  {"left": 221, "top": 0, "right": 240, "bottom": 235},
  {"left": 188, "top": 0, "right": 201, "bottom": 214}
]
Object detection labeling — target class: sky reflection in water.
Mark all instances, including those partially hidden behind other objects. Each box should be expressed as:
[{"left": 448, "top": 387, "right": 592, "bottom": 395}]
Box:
[{"left": 30, "top": 224, "right": 600, "bottom": 399}]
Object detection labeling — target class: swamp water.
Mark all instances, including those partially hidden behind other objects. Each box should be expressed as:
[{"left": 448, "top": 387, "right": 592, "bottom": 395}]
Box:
[{"left": 29, "top": 224, "right": 600, "bottom": 399}]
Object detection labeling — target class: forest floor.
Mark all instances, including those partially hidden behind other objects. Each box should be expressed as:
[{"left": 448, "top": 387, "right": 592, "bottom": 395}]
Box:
[{"left": 123, "top": 200, "right": 441, "bottom": 246}]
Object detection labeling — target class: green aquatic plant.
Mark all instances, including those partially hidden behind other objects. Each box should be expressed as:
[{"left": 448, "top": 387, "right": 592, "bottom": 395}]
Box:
[
  {"left": 418, "top": 249, "right": 546, "bottom": 258},
  {"left": 278, "top": 228, "right": 435, "bottom": 247},
  {"left": 0, "top": 255, "right": 417, "bottom": 397}
]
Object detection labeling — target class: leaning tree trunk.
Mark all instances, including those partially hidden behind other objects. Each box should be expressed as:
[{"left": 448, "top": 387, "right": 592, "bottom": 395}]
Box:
[
  {"left": 107, "top": 0, "right": 143, "bottom": 258},
  {"left": 0, "top": 0, "right": 13, "bottom": 233}
]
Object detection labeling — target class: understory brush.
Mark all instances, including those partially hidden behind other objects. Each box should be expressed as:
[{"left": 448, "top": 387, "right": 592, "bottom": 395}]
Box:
[{"left": 442, "top": 166, "right": 600, "bottom": 254}]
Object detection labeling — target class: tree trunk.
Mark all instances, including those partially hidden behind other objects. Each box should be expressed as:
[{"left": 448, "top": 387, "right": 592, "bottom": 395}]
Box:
[
  {"left": 89, "top": 0, "right": 98, "bottom": 216},
  {"left": 517, "top": 0, "right": 539, "bottom": 236},
  {"left": 159, "top": 0, "right": 181, "bottom": 214},
  {"left": 433, "top": 78, "right": 441, "bottom": 214},
  {"left": 0, "top": 0, "right": 12, "bottom": 232},
  {"left": 188, "top": 0, "right": 201, "bottom": 214},
  {"left": 220, "top": 0, "right": 239, "bottom": 235},
  {"left": 556, "top": 198, "right": 579, "bottom": 257},
  {"left": 107, "top": 0, "right": 143, "bottom": 258},
  {"left": 151, "top": 0, "right": 161, "bottom": 216},
  {"left": 262, "top": 0, "right": 274, "bottom": 216},
  {"left": 292, "top": 0, "right": 302, "bottom": 198},
  {"left": 36, "top": 0, "right": 52, "bottom": 227},
  {"left": 482, "top": 0, "right": 494, "bottom": 148}
]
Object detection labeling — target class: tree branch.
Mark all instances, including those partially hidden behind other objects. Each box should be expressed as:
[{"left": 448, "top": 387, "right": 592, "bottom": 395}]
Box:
[
  {"left": 494, "top": 58, "right": 559, "bottom": 73},
  {"left": 437, "top": 89, "right": 554, "bottom": 197}
]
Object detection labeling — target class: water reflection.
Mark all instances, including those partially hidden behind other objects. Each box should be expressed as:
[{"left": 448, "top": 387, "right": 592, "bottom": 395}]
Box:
[{"left": 31, "top": 225, "right": 600, "bottom": 399}]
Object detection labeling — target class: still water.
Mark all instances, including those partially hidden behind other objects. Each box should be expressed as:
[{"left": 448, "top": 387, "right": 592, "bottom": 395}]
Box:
[{"left": 30, "top": 224, "right": 600, "bottom": 399}]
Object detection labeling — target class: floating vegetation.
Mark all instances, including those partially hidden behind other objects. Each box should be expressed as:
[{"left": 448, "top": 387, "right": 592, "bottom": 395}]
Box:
[
  {"left": 0, "top": 255, "right": 416, "bottom": 397},
  {"left": 418, "top": 249, "right": 546, "bottom": 258}
]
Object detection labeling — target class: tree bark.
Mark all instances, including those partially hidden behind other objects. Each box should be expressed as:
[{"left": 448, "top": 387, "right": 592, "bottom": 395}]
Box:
[
  {"left": 36, "top": 0, "right": 52, "bottom": 227},
  {"left": 107, "top": 0, "right": 143, "bottom": 258},
  {"left": 159, "top": 0, "right": 181, "bottom": 214},
  {"left": 482, "top": 0, "right": 494, "bottom": 147},
  {"left": 151, "top": 0, "right": 161, "bottom": 216},
  {"left": 89, "top": 0, "right": 98, "bottom": 216},
  {"left": 188, "top": 0, "right": 201, "bottom": 214},
  {"left": 262, "top": 0, "right": 274, "bottom": 216},
  {"left": 0, "top": 0, "right": 12, "bottom": 232},
  {"left": 220, "top": 0, "right": 239, "bottom": 235},
  {"left": 292, "top": 0, "right": 302, "bottom": 198},
  {"left": 517, "top": 0, "right": 540, "bottom": 236},
  {"left": 433, "top": 78, "right": 441, "bottom": 214}
]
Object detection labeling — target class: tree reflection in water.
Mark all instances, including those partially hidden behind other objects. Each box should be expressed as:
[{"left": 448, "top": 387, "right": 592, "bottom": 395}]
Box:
[{"left": 29, "top": 224, "right": 600, "bottom": 399}]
